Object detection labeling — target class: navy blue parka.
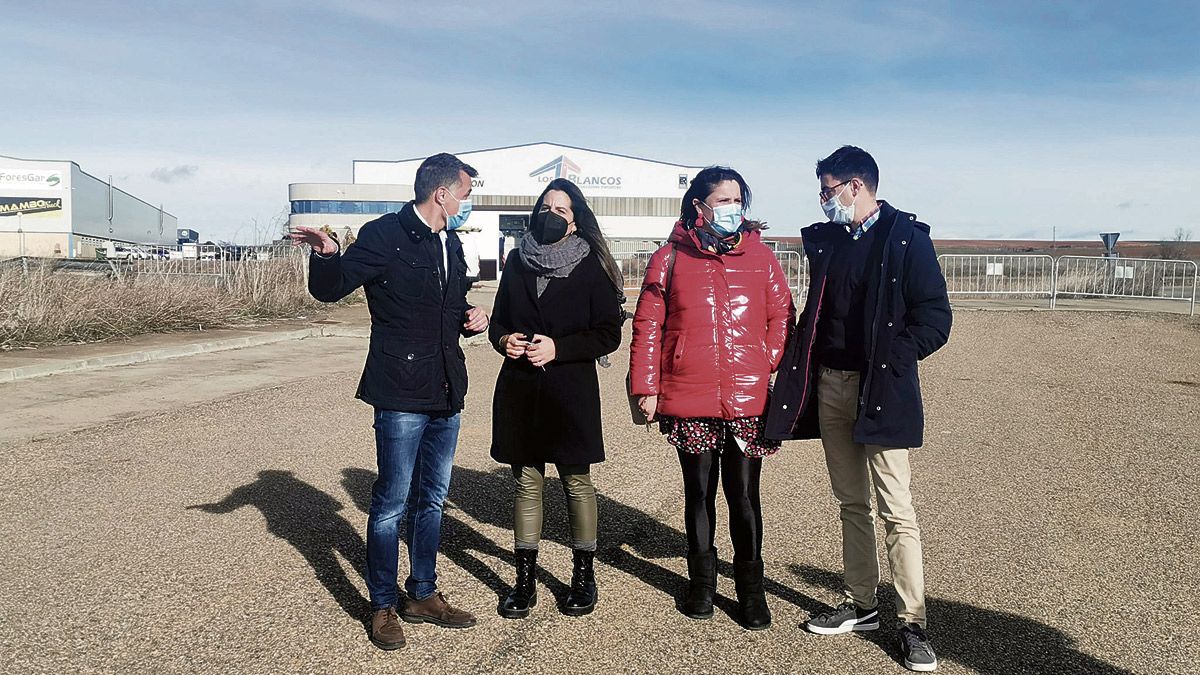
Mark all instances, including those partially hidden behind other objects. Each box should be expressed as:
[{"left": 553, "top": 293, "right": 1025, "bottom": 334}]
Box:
[{"left": 764, "top": 202, "right": 952, "bottom": 448}]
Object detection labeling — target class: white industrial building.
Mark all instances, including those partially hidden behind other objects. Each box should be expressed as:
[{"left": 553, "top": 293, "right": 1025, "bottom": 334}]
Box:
[
  {"left": 0, "top": 154, "right": 178, "bottom": 259},
  {"left": 289, "top": 142, "right": 703, "bottom": 280}
]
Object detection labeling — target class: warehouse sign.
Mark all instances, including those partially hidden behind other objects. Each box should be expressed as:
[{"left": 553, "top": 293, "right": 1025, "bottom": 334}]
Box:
[
  {"left": 0, "top": 196, "right": 64, "bottom": 216},
  {"left": 0, "top": 169, "right": 64, "bottom": 189},
  {"left": 529, "top": 155, "right": 623, "bottom": 189}
]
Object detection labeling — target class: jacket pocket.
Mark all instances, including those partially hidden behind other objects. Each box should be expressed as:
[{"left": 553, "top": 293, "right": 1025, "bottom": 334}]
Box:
[
  {"left": 380, "top": 342, "right": 440, "bottom": 398},
  {"left": 889, "top": 343, "right": 917, "bottom": 378},
  {"left": 665, "top": 332, "right": 687, "bottom": 374},
  {"left": 390, "top": 253, "right": 437, "bottom": 299},
  {"left": 761, "top": 340, "right": 775, "bottom": 371},
  {"left": 888, "top": 363, "right": 911, "bottom": 382}
]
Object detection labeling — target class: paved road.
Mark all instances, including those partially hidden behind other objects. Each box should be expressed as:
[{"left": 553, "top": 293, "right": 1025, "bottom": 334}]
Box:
[{"left": 1, "top": 311, "right": 1197, "bottom": 673}]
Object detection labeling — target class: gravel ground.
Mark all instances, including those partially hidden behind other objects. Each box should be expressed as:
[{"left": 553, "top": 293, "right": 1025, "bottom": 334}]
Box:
[{"left": 1, "top": 310, "right": 1197, "bottom": 674}]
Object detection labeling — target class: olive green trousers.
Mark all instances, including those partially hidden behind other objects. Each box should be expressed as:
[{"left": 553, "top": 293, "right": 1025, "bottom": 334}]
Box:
[{"left": 511, "top": 463, "right": 597, "bottom": 552}]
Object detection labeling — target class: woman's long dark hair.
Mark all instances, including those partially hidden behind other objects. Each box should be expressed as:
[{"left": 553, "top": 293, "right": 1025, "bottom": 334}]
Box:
[
  {"left": 679, "top": 166, "right": 765, "bottom": 231},
  {"left": 529, "top": 178, "right": 624, "bottom": 297}
]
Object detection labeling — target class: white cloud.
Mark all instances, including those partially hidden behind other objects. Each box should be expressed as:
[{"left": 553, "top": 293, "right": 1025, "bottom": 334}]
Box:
[{"left": 150, "top": 165, "right": 200, "bottom": 184}]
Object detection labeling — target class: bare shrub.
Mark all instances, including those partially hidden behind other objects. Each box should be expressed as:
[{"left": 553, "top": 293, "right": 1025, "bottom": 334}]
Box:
[
  {"left": 0, "top": 249, "right": 354, "bottom": 349},
  {"left": 1161, "top": 227, "right": 1193, "bottom": 260}
]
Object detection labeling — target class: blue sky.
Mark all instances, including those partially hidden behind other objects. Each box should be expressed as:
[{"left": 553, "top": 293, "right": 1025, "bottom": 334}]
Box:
[{"left": 3, "top": 0, "right": 1198, "bottom": 242}]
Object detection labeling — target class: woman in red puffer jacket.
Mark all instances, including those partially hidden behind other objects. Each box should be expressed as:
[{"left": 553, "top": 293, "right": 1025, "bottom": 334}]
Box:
[{"left": 629, "top": 166, "right": 794, "bottom": 630}]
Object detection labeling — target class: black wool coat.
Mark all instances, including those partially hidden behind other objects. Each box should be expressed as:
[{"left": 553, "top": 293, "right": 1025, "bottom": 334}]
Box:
[
  {"left": 308, "top": 202, "right": 482, "bottom": 413},
  {"left": 765, "top": 202, "right": 952, "bottom": 448},
  {"left": 488, "top": 250, "right": 624, "bottom": 466}
]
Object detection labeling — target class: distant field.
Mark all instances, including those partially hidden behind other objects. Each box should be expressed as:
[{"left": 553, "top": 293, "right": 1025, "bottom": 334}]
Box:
[
  {"left": 932, "top": 239, "right": 1200, "bottom": 262},
  {"left": 764, "top": 237, "right": 1200, "bottom": 263}
]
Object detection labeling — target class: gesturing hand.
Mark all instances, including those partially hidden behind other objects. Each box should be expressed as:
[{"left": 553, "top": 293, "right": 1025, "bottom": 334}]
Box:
[
  {"left": 287, "top": 226, "right": 338, "bottom": 256},
  {"left": 526, "top": 334, "right": 556, "bottom": 368}
]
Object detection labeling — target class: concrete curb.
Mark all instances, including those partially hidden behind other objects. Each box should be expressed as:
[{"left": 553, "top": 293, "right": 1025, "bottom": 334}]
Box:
[{"left": 0, "top": 326, "right": 492, "bottom": 384}]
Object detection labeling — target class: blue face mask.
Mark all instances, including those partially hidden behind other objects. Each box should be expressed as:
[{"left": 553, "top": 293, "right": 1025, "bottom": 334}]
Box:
[
  {"left": 442, "top": 194, "right": 472, "bottom": 231},
  {"left": 705, "top": 202, "right": 744, "bottom": 237}
]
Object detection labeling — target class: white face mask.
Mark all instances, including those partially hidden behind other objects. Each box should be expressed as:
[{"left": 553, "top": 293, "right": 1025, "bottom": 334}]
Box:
[{"left": 821, "top": 183, "right": 855, "bottom": 225}]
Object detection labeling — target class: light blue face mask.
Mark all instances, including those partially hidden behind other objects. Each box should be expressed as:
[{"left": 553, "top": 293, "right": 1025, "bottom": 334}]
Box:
[
  {"left": 443, "top": 195, "right": 472, "bottom": 231},
  {"left": 705, "top": 202, "right": 744, "bottom": 237}
]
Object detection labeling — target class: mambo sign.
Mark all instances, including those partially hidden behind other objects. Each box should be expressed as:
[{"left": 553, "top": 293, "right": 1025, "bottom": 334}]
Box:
[
  {"left": 0, "top": 197, "right": 64, "bottom": 216},
  {"left": 529, "top": 155, "right": 622, "bottom": 189},
  {"left": 0, "top": 170, "right": 63, "bottom": 188}
]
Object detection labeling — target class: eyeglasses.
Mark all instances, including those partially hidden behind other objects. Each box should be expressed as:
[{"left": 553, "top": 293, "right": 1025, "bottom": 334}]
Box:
[{"left": 819, "top": 179, "right": 852, "bottom": 202}]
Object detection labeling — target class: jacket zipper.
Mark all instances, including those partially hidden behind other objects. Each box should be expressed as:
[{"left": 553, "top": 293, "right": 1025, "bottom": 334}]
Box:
[
  {"left": 713, "top": 257, "right": 724, "bottom": 415},
  {"left": 793, "top": 276, "right": 827, "bottom": 427},
  {"left": 861, "top": 237, "right": 895, "bottom": 412}
]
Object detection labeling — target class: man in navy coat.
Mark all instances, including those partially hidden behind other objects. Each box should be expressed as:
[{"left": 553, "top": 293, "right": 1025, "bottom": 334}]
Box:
[
  {"left": 766, "top": 146, "right": 951, "bottom": 672},
  {"left": 290, "top": 153, "right": 489, "bottom": 651}
]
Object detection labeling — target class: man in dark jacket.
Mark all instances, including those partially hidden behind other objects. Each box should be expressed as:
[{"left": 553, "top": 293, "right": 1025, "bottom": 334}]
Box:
[
  {"left": 765, "top": 146, "right": 951, "bottom": 672},
  {"left": 289, "top": 153, "right": 489, "bottom": 651}
]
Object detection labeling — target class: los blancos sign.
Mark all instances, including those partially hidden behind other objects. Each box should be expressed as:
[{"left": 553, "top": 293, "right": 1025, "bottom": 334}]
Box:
[
  {"left": 528, "top": 155, "right": 623, "bottom": 190},
  {"left": 0, "top": 169, "right": 64, "bottom": 189}
]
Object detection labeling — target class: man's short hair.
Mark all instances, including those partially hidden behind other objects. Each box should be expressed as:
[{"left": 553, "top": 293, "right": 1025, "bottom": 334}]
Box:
[
  {"left": 414, "top": 153, "right": 478, "bottom": 204},
  {"left": 816, "top": 146, "right": 879, "bottom": 193}
]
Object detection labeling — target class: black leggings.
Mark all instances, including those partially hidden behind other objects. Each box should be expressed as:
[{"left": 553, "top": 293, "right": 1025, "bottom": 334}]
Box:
[{"left": 677, "top": 436, "right": 764, "bottom": 562}]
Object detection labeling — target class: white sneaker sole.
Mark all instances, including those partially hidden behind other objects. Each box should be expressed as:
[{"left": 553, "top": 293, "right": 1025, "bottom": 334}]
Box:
[
  {"left": 805, "top": 617, "right": 880, "bottom": 635},
  {"left": 904, "top": 657, "right": 938, "bottom": 672}
]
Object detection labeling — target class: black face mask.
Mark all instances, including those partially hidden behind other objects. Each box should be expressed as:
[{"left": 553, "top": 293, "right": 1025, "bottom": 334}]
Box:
[{"left": 531, "top": 210, "right": 570, "bottom": 245}]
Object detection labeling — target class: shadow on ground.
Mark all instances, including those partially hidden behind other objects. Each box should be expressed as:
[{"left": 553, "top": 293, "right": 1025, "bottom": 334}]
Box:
[
  {"left": 789, "top": 564, "right": 1133, "bottom": 675},
  {"left": 187, "top": 467, "right": 1132, "bottom": 673},
  {"left": 341, "top": 465, "right": 821, "bottom": 622},
  {"left": 187, "top": 470, "right": 371, "bottom": 622}
]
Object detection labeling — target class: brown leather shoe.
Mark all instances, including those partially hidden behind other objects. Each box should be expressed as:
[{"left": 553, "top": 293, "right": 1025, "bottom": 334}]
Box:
[
  {"left": 400, "top": 592, "right": 478, "bottom": 629},
  {"left": 369, "top": 607, "right": 406, "bottom": 650}
]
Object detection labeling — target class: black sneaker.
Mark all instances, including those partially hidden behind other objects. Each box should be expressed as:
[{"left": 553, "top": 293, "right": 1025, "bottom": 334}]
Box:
[
  {"left": 805, "top": 601, "right": 880, "bottom": 635},
  {"left": 899, "top": 623, "right": 938, "bottom": 672}
]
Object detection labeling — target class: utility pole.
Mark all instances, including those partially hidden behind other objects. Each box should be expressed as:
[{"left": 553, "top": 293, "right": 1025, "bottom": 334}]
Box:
[
  {"left": 1051, "top": 225, "right": 1056, "bottom": 251},
  {"left": 17, "top": 210, "right": 24, "bottom": 257}
]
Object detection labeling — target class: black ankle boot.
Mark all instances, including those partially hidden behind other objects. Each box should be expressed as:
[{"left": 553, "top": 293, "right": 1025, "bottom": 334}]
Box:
[
  {"left": 733, "top": 559, "right": 771, "bottom": 630},
  {"left": 499, "top": 548, "right": 538, "bottom": 619},
  {"left": 681, "top": 549, "right": 717, "bottom": 619},
  {"left": 563, "top": 549, "right": 597, "bottom": 616}
]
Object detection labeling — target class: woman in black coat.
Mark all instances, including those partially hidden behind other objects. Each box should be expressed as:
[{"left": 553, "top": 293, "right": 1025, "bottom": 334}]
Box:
[{"left": 488, "top": 178, "right": 624, "bottom": 619}]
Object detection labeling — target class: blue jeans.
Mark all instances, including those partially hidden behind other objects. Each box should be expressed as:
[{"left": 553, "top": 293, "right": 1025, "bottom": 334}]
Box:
[{"left": 367, "top": 409, "right": 460, "bottom": 609}]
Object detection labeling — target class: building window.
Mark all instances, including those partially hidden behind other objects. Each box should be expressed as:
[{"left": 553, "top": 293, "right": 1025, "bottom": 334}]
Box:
[{"left": 291, "top": 200, "right": 408, "bottom": 215}]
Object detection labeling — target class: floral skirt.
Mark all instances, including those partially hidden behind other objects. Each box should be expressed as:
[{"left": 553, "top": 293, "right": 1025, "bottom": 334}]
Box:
[{"left": 658, "top": 415, "right": 780, "bottom": 458}]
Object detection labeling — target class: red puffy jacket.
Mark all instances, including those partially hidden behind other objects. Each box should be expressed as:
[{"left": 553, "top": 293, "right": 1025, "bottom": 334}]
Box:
[{"left": 629, "top": 221, "right": 795, "bottom": 420}]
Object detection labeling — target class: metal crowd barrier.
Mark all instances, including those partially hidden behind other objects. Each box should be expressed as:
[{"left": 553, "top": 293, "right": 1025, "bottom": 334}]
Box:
[
  {"left": 614, "top": 251, "right": 655, "bottom": 293},
  {"left": 129, "top": 244, "right": 303, "bottom": 279},
  {"left": 938, "top": 254, "right": 1056, "bottom": 305},
  {"left": 608, "top": 239, "right": 661, "bottom": 256},
  {"left": 130, "top": 244, "right": 227, "bottom": 278},
  {"left": 773, "top": 250, "right": 808, "bottom": 303},
  {"left": 1052, "top": 256, "right": 1197, "bottom": 314},
  {"left": 614, "top": 249, "right": 808, "bottom": 304},
  {"left": 938, "top": 254, "right": 1197, "bottom": 316}
]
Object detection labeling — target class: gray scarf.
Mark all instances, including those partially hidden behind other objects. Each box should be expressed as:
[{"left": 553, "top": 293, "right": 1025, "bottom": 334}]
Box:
[{"left": 518, "top": 233, "right": 591, "bottom": 297}]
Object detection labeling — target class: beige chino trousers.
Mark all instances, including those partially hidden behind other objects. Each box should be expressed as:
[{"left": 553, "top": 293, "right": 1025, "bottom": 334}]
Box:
[{"left": 817, "top": 367, "right": 926, "bottom": 627}]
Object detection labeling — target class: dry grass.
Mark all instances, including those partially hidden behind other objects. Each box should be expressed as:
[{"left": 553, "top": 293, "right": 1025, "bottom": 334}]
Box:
[{"left": 0, "top": 253, "right": 354, "bottom": 349}]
